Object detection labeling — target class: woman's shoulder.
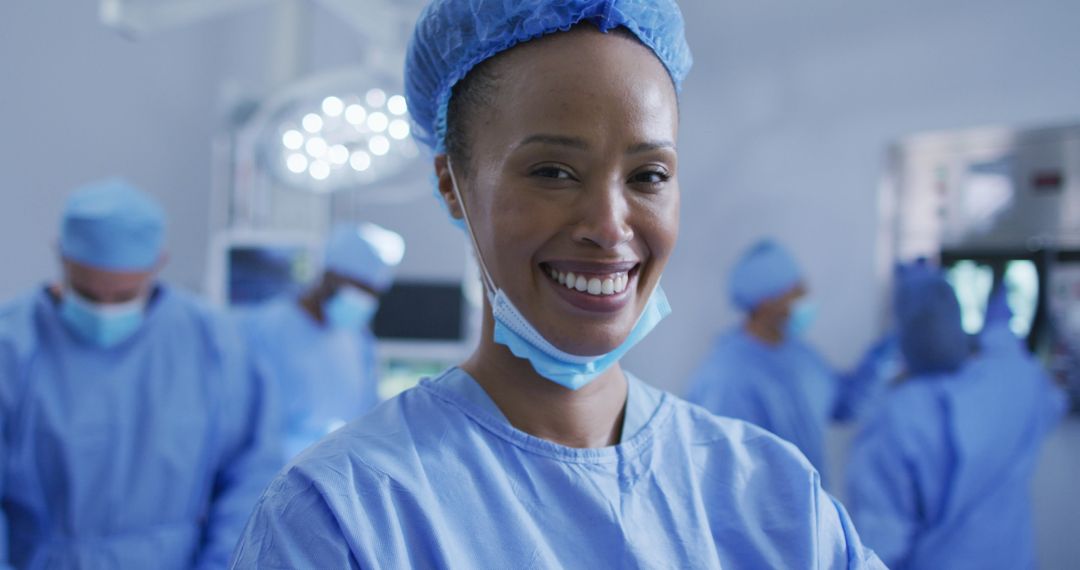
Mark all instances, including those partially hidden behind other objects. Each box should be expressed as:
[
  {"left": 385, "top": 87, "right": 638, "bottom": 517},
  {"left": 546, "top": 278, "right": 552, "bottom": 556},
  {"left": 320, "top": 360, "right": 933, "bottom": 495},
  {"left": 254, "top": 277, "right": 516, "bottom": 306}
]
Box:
[
  {"left": 281, "top": 372, "right": 470, "bottom": 484},
  {"left": 665, "top": 392, "right": 821, "bottom": 475}
]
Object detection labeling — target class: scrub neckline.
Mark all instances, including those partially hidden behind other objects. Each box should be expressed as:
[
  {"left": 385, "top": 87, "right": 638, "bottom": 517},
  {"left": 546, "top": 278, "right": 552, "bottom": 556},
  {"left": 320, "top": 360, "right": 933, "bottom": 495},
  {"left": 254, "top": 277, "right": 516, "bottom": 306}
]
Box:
[{"left": 419, "top": 367, "right": 672, "bottom": 465}]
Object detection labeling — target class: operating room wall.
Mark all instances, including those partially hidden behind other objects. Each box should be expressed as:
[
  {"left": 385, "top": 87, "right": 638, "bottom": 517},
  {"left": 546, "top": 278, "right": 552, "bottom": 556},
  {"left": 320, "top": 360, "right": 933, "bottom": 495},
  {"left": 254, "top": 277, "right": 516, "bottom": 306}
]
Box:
[{"left": 0, "top": 1, "right": 247, "bottom": 298}]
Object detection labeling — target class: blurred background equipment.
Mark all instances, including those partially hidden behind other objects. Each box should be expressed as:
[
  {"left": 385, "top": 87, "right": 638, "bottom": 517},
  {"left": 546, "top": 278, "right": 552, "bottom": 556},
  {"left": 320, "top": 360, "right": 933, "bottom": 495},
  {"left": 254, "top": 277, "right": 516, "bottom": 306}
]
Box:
[{"left": 886, "top": 122, "right": 1080, "bottom": 408}]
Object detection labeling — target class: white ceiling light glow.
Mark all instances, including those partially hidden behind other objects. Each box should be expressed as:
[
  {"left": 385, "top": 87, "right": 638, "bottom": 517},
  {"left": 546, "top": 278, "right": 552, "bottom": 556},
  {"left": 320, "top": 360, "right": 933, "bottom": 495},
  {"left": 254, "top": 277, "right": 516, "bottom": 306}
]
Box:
[{"left": 255, "top": 67, "right": 421, "bottom": 192}]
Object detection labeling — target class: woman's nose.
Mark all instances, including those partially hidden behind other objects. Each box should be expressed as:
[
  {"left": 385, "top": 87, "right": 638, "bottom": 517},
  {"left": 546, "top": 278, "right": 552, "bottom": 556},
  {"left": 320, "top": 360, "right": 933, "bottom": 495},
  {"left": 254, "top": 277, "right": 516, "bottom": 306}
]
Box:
[{"left": 570, "top": 180, "right": 633, "bottom": 249}]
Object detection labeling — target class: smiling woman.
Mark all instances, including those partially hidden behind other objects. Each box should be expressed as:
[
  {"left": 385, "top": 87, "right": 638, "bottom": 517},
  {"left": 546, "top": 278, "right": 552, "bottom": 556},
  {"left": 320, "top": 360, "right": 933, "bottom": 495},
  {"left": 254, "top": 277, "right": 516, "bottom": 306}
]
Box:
[{"left": 229, "top": 1, "right": 886, "bottom": 568}]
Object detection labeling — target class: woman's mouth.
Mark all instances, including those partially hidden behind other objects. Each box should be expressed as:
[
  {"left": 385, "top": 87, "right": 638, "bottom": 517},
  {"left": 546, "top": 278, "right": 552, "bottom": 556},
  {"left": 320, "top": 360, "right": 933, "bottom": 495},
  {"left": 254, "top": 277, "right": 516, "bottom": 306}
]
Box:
[
  {"left": 539, "top": 261, "right": 640, "bottom": 312},
  {"left": 547, "top": 267, "right": 630, "bottom": 296}
]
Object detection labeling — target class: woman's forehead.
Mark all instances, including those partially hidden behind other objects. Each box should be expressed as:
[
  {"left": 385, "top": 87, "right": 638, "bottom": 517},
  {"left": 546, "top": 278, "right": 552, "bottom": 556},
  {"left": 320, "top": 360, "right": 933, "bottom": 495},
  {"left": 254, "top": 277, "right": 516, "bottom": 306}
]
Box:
[{"left": 477, "top": 29, "right": 679, "bottom": 147}]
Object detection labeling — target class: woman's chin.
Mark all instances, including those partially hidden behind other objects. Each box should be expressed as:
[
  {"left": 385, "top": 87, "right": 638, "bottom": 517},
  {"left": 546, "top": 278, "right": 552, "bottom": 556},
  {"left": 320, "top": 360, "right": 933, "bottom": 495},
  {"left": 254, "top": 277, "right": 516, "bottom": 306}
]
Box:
[{"left": 543, "top": 328, "right": 629, "bottom": 358}]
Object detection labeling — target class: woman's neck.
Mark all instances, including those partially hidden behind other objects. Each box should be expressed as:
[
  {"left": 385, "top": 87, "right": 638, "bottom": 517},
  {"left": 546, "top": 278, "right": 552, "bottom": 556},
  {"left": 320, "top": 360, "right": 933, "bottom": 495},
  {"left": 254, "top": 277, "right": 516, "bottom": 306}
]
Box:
[{"left": 462, "top": 313, "right": 628, "bottom": 449}]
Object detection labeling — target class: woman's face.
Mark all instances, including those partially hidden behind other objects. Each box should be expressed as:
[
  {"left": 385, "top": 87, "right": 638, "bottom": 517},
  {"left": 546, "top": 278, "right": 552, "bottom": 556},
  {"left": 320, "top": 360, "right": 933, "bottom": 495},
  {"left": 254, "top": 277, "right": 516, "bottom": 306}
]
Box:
[{"left": 441, "top": 27, "right": 680, "bottom": 356}]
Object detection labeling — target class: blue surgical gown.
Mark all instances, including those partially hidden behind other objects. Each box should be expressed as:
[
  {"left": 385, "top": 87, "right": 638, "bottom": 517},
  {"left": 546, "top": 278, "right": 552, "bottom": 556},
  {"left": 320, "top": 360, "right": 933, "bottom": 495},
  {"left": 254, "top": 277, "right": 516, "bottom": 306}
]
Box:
[
  {"left": 238, "top": 298, "right": 380, "bottom": 460},
  {"left": 0, "top": 285, "right": 281, "bottom": 569},
  {"left": 685, "top": 327, "right": 890, "bottom": 482},
  {"left": 846, "top": 323, "right": 1066, "bottom": 569},
  {"left": 230, "top": 367, "right": 885, "bottom": 568}
]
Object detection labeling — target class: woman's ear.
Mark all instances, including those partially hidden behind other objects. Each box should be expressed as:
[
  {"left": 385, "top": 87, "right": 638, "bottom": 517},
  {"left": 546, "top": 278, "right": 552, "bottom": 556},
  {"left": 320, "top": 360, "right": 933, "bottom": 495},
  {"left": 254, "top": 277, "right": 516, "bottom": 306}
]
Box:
[{"left": 434, "top": 154, "right": 466, "bottom": 221}]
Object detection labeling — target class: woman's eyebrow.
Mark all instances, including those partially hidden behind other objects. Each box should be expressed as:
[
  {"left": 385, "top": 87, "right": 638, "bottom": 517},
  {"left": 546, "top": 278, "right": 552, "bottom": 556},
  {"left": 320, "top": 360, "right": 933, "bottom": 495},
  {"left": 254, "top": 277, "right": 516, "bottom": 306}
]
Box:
[
  {"left": 514, "top": 135, "right": 675, "bottom": 154},
  {"left": 626, "top": 140, "right": 675, "bottom": 154},
  {"left": 515, "top": 134, "right": 589, "bottom": 150}
]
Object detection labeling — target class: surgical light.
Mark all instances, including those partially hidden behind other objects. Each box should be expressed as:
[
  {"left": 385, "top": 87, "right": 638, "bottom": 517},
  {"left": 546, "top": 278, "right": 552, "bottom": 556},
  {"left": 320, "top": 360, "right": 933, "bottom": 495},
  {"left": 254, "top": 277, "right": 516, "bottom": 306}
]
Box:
[
  {"left": 286, "top": 153, "right": 309, "bottom": 173},
  {"left": 310, "top": 160, "right": 331, "bottom": 180},
  {"left": 321, "top": 96, "right": 344, "bottom": 117},
  {"left": 282, "top": 129, "right": 304, "bottom": 150},
  {"left": 365, "top": 88, "right": 387, "bottom": 108},
  {"left": 387, "top": 95, "right": 407, "bottom": 116},
  {"left": 367, "top": 112, "right": 388, "bottom": 133},
  {"left": 254, "top": 67, "right": 420, "bottom": 192},
  {"left": 369, "top": 135, "right": 390, "bottom": 156},
  {"left": 302, "top": 113, "right": 323, "bottom": 133},
  {"left": 345, "top": 104, "right": 367, "bottom": 125},
  {"left": 350, "top": 150, "right": 371, "bottom": 171},
  {"left": 328, "top": 144, "right": 350, "bottom": 165},
  {"left": 388, "top": 119, "right": 410, "bottom": 140}
]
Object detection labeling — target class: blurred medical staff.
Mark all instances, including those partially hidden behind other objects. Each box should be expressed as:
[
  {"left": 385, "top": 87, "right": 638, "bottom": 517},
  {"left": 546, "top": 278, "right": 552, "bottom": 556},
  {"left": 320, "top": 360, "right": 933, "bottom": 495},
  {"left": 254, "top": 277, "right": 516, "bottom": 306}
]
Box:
[
  {"left": 846, "top": 262, "right": 1065, "bottom": 569},
  {"left": 239, "top": 223, "right": 404, "bottom": 460},
  {"left": 684, "top": 239, "right": 896, "bottom": 481},
  {"left": 0, "top": 179, "right": 280, "bottom": 569}
]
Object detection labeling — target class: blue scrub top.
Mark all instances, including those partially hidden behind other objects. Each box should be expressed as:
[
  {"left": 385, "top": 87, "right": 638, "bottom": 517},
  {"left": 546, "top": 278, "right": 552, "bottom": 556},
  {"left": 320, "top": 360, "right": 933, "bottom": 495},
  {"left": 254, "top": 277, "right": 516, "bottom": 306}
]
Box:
[
  {"left": 231, "top": 367, "right": 884, "bottom": 568},
  {"left": 239, "top": 298, "right": 381, "bottom": 460},
  {"left": 0, "top": 285, "right": 281, "bottom": 570},
  {"left": 846, "top": 322, "right": 1066, "bottom": 569},
  {"left": 684, "top": 327, "right": 840, "bottom": 479}
]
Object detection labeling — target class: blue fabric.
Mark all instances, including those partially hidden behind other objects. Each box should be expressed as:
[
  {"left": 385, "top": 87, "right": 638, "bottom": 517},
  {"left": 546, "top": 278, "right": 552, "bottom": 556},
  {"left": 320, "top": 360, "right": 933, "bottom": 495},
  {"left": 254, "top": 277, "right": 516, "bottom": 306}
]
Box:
[
  {"left": 894, "top": 263, "right": 969, "bottom": 375},
  {"left": 230, "top": 368, "right": 884, "bottom": 568},
  {"left": 323, "top": 223, "right": 404, "bottom": 292},
  {"left": 322, "top": 286, "right": 379, "bottom": 330},
  {"left": 982, "top": 285, "right": 1012, "bottom": 327},
  {"left": 239, "top": 298, "right": 381, "bottom": 461},
  {"left": 490, "top": 284, "right": 671, "bottom": 390},
  {"left": 729, "top": 239, "right": 803, "bottom": 311},
  {"left": 59, "top": 179, "right": 165, "bottom": 271},
  {"left": 0, "top": 285, "right": 280, "bottom": 569},
  {"left": 405, "top": 0, "right": 693, "bottom": 152},
  {"left": 435, "top": 362, "right": 656, "bottom": 443},
  {"left": 846, "top": 320, "right": 1066, "bottom": 569},
  {"left": 684, "top": 328, "right": 838, "bottom": 481},
  {"left": 58, "top": 288, "right": 146, "bottom": 348},
  {"left": 785, "top": 299, "right": 818, "bottom": 337}
]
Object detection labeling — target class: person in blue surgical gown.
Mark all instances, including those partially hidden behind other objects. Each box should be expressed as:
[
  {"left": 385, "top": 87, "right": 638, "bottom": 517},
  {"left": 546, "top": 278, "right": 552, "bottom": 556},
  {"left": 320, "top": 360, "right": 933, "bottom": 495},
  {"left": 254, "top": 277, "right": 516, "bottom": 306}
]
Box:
[
  {"left": 684, "top": 239, "right": 897, "bottom": 481},
  {"left": 239, "top": 222, "right": 404, "bottom": 460},
  {"left": 229, "top": 1, "right": 884, "bottom": 567},
  {"left": 846, "top": 262, "right": 1065, "bottom": 569},
  {"left": 0, "top": 179, "right": 280, "bottom": 569}
]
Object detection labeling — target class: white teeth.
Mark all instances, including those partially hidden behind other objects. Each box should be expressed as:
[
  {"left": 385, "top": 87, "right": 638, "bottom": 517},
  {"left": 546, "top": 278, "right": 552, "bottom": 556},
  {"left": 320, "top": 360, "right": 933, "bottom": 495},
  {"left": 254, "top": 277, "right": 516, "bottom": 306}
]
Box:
[{"left": 548, "top": 268, "right": 632, "bottom": 297}]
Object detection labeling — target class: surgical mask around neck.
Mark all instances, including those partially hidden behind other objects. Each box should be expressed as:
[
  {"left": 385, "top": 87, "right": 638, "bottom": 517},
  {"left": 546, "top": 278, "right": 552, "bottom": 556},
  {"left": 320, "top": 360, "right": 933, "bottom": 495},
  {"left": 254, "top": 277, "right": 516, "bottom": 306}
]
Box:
[
  {"left": 323, "top": 285, "right": 378, "bottom": 330},
  {"left": 446, "top": 160, "right": 671, "bottom": 390},
  {"left": 785, "top": 299, "right": 817, "bottom": 338},
  {"left": 60, "top": 287, "right": 147, "bottom": 348}
]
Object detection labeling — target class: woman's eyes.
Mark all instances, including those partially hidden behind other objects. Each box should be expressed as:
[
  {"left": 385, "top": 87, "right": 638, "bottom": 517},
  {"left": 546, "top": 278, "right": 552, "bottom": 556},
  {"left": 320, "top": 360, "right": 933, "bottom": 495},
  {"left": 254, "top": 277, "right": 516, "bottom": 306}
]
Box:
[
  {"left": 629, "top": 169, "right": 671, "bottom": 186},
  {"left": 527, "top": 164, "right": 673, "bottom": 189},
  {"left": 530, "top": 165, "right": 576, "bottom": 180}
]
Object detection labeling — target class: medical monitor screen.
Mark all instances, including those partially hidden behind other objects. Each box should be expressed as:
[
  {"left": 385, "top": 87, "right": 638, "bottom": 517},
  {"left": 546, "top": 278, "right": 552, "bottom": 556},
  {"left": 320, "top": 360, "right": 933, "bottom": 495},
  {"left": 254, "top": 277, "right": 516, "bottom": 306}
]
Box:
[
  {"left": 227, "top": 245, "right": 316, "bottom": 306},
  {"left": 946, "top": 260, "right": 994, "bottom": 334},
  {"left": 372, "top": 281, "right": 465, "bottom": 341},
  {"left": 942, "top": 254, "right": 1041, "bottom": 340},
  {"left": 1003, "top": 260, "right": 1039, "bottom": 338}
]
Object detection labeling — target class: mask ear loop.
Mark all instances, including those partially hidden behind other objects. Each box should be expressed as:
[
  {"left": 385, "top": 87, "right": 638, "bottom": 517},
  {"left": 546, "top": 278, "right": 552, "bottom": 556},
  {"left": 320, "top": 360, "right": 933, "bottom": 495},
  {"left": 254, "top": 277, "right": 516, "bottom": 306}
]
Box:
[{"left": 446, "top": 158, "right": 497, "bottom": 296}]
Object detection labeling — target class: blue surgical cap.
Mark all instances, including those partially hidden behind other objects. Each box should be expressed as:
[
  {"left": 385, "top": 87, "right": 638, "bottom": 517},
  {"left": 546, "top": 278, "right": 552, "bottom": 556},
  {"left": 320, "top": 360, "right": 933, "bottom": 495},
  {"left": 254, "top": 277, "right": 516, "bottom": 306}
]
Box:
[
  {"left": 894, "top": 262, "right": 969, "bottom": 376},
  {"left": 729, "top": 240, "right": 804, "bottom": 311},
  {"left": 324, "top": 223, "right": 405, "bottom": 292},
  {"left": 60, "top": 179, "right": 165, "bottom": 271},
  {"left": 405, "top": 0, "right": 693, "bottom": 153}
]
